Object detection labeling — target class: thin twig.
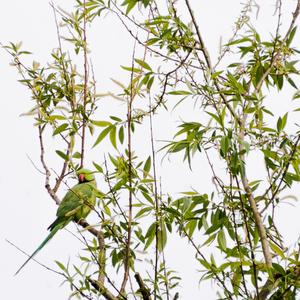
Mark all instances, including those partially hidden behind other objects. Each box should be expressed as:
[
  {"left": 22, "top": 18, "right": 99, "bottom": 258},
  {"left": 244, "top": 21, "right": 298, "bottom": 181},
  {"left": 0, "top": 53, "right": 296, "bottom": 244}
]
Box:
[
  {"left": 149, "top": 98, "right": 159, "bottom": 300},
  {"left": 230, "top": 175, "right": 250, "bottom": 298},
  {"left": 119, "top": 37, "right": 137, "bottom": 295},
  {"left": 26, "top": 154, "right": 46, "bottom": 175},
  {"left": 238, "top": 109, "right": 273, "bottom": 270},
  {"left": 81, "top": 0, "right": 88, "bottom": 168},
  {"left": 8, "top": 239, "right": 93, "bottom": 300},
  {"left": 234, "top": 177, "right": 260, "bottom": 297},
  {"left": 149, "top": 96, "right": 170, "bottom": 300},
  {"left": 7, "top": 239, "right": 63, "bottom": 276}
]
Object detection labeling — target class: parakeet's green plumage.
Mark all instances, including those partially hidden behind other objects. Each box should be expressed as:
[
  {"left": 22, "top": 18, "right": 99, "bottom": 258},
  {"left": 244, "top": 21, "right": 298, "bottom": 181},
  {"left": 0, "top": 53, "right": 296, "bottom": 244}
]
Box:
[{"left": 15, "top": 169, "right": 97, "bottom": 275}]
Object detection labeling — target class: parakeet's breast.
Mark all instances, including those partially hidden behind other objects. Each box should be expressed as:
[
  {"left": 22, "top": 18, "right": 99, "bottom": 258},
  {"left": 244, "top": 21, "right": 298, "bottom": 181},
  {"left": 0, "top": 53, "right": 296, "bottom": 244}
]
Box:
[{"left": 74, "top": 181, "right": 96, "bottom": 220}]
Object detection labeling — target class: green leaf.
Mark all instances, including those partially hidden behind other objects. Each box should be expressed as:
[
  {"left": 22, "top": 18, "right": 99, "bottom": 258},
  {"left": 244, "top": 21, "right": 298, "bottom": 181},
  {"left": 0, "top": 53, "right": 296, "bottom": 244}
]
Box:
[
  {"left": 135, "top": 207, "right": 153, "bottom": 219},
  {"left": 186, "top": 219, "right": 197, "bottom": 237},
  {"left": 277, "top": 113, "right": 288, "bottom": 133},
  {"left": 198, "top": 259, "right": 211, "bottom": 270},
  {"left": 144, "top": 223, "right": 156, "bottom": 250},
  {"left": 157, "top": 222, "right": 167, "bottom": 252},
  {"left": 168, "top": 141, "right": 189, "bottom": 153},
  {"left": 287, "top": 76, "right": 298, "bottom": 89},
  {"left": 293, "top": 91, "right": 300, "bottom": 100},
  {"left": 109, "top": 126, "right": 117, "bottom": 149},
  {"left": 211, "top": 71, "right": 223, "bottom": 79},
  {"left": 55, "top": 150, "right": 69, "bottom": 161},
  {"left": 93, "top": 162, "right": 103, "bottom": 173},
  {"left": 92, "top": 120, "right": 112, "bottom": 127},
  {"left": 124, "top": 0, "right": 137, "bottom": 14},
  {"left": 118, "top": 126, "right": 124, "bottom": 144},
  {"left": 277, "top": 117, "right": 282, "bottom": 133},
  {"left": 206, "top": 112, "right": 223, "bottom": 127},
  {"left": 93, "top": 126, "right": 112, "bottom": 148},
  {"left": 220, "top": 136, "right": 230, "bottom": 157},
  {"left": 169, "top": 90, "right": 192, "bottom": 95},
  {"left": 72, "top": 152, "right": 81, "bottom": 159},
  {"left": 135, "top": 58, "right": 152, "bottom": 71},
  {"left": 121, "top": 65, "right": 141, "bottom": 73},
  {"left": 276, "top": 75, "right": 284, "bottom": 90},
  {"left": 110, "top": 116, "right": 122, "bottom": 122},
  {"left": 53, "top": 123, "right": 68, "bottom": 136},
  {"left": 226, "top": 37, "right": 251, "bottom": 46},
  {"left": 217, "top": 230, "right": 227, "bottom": 251},
  {"left": 281, "top": 113, "right": 288, "bottom": 130},
  {"left": 270, "top": 242, "right": 285, "bottom": 259},
  {"left": 272, "top": 263, "right": 286, "bottom": 275},
  {"left": 147, "top": 76, "right": 154, "bottom": 90},
  {"left": 205, "top": 220, "right": 222, "bottom": 235},
  {"left": 142, "top": 191, "right": 154, "bottom": 205},
  {"left": 202, "top": 233, "right": 217, "bottom": 247},
  {"left": 286, "top": 26, "right": 297, "bottom": 47},
  {"left": 49, "top": 115, "right": 66, "bottom": 121},
  {"left": 143, "top": 156, "right": 151, "bottom": 177},
  {"left": 55, "top": 260, "right": 67, "bottom": 272},
  {"left": 142, "top": 0, "right": 151, "bottom": 7}
]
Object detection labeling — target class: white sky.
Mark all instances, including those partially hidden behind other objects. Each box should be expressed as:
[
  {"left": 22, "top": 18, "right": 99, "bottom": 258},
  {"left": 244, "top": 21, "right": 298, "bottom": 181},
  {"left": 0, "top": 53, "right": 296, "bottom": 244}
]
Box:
[{"left": 1, "top": 1, "right": 300, "bottom": 299}]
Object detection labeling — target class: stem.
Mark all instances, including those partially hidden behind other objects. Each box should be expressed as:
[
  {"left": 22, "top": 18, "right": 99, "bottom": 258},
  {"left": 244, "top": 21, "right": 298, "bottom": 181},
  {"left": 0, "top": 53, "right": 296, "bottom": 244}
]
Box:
[
  {"left": 238, "top": 114, "right": 273, "bottom": 269},
  {"left": 230, "top": 175, "right": 250, "bottom": 298},
  {"left": 234, "top": 177, "right": 260, "bottom": 297},
  {"left": 119, "top": 41, "right": 136, "bottom": 295},
  {"left": 81, "top": 0, "right": 88, "bottom": 168}
]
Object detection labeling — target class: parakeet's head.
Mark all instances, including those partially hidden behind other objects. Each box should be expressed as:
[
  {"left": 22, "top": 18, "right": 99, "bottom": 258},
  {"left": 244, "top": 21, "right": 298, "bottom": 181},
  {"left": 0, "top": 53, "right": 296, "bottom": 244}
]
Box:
[{"left": 77, "top": 169, "right": 95, "bottom": 183}]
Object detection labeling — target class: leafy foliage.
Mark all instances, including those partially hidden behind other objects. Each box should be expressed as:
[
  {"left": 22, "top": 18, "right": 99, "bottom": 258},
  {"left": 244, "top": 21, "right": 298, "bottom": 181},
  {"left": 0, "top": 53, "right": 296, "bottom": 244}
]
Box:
[{"left": 5, "top": 0, "right": 300, "bottom": 299}]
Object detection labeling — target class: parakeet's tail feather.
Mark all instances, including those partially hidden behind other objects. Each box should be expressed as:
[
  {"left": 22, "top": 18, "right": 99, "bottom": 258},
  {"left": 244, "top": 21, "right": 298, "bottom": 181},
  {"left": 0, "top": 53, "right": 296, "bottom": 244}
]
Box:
[
  {"left": 47, "top": 216, "right": 68, "bottom": 231},
  {"left": 14, "top": 223, "right": 63, "bottom": 276}
]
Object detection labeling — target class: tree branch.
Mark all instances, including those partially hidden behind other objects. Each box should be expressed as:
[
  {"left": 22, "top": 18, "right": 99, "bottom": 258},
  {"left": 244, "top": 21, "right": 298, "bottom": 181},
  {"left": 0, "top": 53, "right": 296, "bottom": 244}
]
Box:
[
  {"left": 81, "top": 0, "right": 88, "bottom": 168},
  {"left": 88, "top": 278, "right": 118, "bottom": 300},
  {"left": 134, "top": 273, "right": 152, "bottom": 300},
  {"left": 119, "top": 38, "right": 136, "bottom": 296}
]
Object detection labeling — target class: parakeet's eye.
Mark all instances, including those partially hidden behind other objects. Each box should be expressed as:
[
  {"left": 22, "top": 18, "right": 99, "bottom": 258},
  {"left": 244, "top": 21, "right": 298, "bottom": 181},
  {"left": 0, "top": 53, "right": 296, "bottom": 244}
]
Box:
[{"left": 79, "top": 174, "right": 85, "bottom": 182}]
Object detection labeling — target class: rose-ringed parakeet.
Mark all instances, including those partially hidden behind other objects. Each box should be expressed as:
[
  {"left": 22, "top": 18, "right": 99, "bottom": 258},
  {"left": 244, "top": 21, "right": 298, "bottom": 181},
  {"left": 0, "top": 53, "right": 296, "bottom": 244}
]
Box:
[{"left": 15, "top": 168, "right": 97, "bottom": 275}]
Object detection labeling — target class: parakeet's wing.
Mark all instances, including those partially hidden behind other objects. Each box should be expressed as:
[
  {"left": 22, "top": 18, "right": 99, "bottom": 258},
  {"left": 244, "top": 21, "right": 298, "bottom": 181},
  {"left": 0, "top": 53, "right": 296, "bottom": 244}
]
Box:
[
  {"left": 47, "top": 182, "right": 95, "bottom": 231},
  {"left": 56, "top": 182, "right": 95, "bottom": 218}
]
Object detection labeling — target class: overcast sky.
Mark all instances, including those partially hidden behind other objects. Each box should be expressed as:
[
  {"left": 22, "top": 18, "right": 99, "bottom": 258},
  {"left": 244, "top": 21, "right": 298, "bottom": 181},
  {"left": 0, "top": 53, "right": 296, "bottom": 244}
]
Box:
[{"left": 1, "top": 1, "right": 300, "bottom": 299}]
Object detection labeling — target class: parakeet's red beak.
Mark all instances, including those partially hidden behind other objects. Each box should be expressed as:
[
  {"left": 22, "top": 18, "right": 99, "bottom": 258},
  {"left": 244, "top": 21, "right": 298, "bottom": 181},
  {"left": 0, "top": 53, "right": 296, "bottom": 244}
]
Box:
[{"left": 79, "top": 174, "right": 85, "bottom": 183}]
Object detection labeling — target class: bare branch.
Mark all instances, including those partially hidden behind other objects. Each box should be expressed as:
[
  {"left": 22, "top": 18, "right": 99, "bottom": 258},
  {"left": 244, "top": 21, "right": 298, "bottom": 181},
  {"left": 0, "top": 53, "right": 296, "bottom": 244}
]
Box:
[
  {"left": 119, "top": 37, "right": 137, "bottom": 295},
  {"left": 81, "top": 0, "right": 89, "bottom": 168}
]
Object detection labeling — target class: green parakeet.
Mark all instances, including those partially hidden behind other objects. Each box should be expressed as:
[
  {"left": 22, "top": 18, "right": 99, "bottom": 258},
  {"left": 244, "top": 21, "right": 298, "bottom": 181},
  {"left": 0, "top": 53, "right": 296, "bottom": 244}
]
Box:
[{"left": 15, "top": 168, "right": 97, "bottom": 275}]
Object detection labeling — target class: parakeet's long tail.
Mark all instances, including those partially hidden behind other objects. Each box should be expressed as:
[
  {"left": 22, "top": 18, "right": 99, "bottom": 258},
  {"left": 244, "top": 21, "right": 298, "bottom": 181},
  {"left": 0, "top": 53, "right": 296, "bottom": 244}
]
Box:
[{"left": 14, "top": 223, "right": 63, "bottom": 276}]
